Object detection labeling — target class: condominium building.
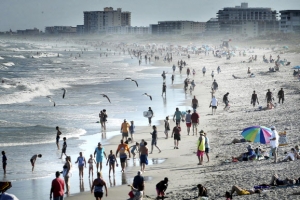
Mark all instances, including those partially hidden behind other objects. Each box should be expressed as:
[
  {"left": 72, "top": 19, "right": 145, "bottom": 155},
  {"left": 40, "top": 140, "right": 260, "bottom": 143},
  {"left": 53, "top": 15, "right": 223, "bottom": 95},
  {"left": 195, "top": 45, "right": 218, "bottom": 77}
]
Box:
[
  {"left": 150, "top": 21, "right": 206, "bottom": 35},
  {"left": 280, "top": 10, "right": 300, "bottom": 33},
  {"left": 205, "top": 18, "right": 220, "bottom": 35},
  {"left": 106, "top": 26, "right": 149, "bottom": 35},
  {"left": 83, "top": 7, "right": 131, "bottom": 34},
  {"left": 17, "top": 28, "right": 40, "bottom": 35},
  {"left": 217, "top": 3, "right": 278, "bottom": 35},
  {"left": 45, "top": 26, "right": 76, "bottom": 34}
]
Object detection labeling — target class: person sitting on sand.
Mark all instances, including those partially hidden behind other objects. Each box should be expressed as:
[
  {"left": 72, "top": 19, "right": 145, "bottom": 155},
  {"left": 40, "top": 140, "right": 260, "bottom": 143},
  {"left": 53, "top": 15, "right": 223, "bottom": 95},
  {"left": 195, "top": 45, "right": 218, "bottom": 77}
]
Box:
[
  {"left": 230, "top": 185, "right": 261, "bottom": 196},
  {"left": 232, "top": 145, "right": 256, "bottom": 161},
  {"left": 197, "top": 184, "right": 208, "bottom": 197},
  {"left": 281, "top": 148, "right": 300, "bottom": 162}
]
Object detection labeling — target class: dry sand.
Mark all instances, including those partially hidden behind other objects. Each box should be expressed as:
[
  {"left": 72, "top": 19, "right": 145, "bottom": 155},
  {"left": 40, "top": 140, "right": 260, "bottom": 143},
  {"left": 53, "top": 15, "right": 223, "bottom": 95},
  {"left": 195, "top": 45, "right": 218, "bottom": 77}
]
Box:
[{"left": 67, "top": 37, "right": 300, "bottom": 200}]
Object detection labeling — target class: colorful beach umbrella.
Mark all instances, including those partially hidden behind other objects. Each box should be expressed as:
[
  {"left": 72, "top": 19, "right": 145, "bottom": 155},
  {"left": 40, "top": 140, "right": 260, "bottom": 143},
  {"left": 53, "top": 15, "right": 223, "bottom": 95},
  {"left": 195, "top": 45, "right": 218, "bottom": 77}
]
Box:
[{"left": 241, "top": 126, "right": 272, "bottom": 144}]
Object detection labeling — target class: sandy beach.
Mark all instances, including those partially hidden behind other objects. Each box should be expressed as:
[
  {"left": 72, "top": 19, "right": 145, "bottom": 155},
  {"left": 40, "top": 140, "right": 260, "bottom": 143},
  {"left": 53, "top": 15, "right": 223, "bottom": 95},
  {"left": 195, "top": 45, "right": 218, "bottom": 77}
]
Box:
[{"left": 1, "top": 35, "right": 300, "bottom": 200}]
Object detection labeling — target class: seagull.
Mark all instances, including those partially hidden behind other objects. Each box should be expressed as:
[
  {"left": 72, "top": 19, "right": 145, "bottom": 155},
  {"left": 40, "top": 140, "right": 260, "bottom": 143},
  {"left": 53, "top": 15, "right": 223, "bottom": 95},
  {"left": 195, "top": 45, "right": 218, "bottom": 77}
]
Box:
[
  {"left": 124, "top": 78, "right": 138, "bottom": 87},
  {"left": 100, "top": 94, "right": 111, "bottom": 103},
  {"left": 62, "top": 88, "right": 67, "bottom": 98},
  {"left": 143, "top": 93, "right": 152, "bottom": 101},
  {"left": 46, "top": 96, "right": 56, "bottom": 107}
]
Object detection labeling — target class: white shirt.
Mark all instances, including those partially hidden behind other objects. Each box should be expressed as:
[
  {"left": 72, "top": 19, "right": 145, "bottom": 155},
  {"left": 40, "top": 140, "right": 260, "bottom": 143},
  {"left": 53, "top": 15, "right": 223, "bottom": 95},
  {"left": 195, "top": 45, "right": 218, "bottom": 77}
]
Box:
[
  {"left": 270, "top": 129, "right": 279, "bottom": 148},
  {"left": 285, "top": 152, "right": 295, "bottom": 161},
  {"left": 211, "top": 98, "right": 218, "bottom": 106}
]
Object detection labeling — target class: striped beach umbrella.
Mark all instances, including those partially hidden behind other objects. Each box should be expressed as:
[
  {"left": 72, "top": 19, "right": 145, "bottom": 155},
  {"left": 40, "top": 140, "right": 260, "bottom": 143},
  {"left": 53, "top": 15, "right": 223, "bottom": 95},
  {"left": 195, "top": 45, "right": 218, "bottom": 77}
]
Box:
[{"left": 241, "top": 126, "right": 273, "bottom": 144}]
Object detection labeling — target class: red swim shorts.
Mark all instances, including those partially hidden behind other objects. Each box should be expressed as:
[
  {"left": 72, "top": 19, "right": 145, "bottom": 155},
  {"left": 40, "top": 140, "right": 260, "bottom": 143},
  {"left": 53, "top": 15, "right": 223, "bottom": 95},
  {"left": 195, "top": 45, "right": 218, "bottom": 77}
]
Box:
[
  {"left": 186, "top": 122, "right": 191, "bottom": 127},
  {"left": 197, "top": 150, "right": 204, "bottom": 157}
]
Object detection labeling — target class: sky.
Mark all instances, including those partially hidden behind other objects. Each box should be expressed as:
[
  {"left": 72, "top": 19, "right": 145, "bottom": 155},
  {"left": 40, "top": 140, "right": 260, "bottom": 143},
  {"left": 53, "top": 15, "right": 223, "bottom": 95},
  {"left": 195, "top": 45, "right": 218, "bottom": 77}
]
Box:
[{"left": 0, "top": 0, "right": 299, "bottom": 32}]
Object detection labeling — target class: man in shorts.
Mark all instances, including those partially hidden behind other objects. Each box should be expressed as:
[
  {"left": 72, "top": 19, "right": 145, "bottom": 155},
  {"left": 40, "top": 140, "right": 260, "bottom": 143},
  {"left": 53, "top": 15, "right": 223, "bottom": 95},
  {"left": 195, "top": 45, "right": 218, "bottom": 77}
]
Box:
[
  {"left": 171, "top": 123, "right": 181, "bottom": 149},
  {"left": 173, "top": 108, "right": 183, "bottom": 125},
  {"left": 210, "top": 96, "right": 218, "bottom": 115},
  {"left": 185, "top": 110, "right": 192, "bottom": 135},
  {"left": 30, "top": 154, "right": 42, "bottom": 171},
  {"left": 191, "top": 96, "right": 198, "bottom": 110},
  {"left": 120, "top": 119, "right": 130, "bottom": 141},
  {"left": 191, "top": 110, "right": 200, "bottom": 136},
  {"left": 116, "top": 140, "right": 131, "bottom": 173}
]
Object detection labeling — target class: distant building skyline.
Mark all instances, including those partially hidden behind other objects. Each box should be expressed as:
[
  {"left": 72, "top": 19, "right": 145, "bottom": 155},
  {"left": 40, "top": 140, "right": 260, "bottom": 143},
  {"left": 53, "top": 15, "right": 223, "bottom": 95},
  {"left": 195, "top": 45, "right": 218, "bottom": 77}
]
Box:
[{"left": 0, "top": 0, "right": 299, "bottom": 32}]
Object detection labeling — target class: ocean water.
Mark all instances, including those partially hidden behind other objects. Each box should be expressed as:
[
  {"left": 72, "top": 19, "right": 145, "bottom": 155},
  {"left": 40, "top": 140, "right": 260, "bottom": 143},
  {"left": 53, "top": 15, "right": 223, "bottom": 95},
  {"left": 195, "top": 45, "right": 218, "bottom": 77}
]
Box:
[{"left": 0, "top": 38, "right": 190, "bottom": 199}]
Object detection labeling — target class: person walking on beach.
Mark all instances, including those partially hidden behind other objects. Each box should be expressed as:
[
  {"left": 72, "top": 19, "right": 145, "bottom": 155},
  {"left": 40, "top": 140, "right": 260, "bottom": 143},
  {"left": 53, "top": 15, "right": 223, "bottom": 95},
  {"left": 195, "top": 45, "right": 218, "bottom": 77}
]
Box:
[
  {"left": 185, "top": 110, "right": 192, "bottom": 135},
  {"left": 173, "top": 108, "right": 183, "bottom": 125},
  {"left": 251, "top": 91, "right": 259, "bottom": 107},
  {"left": 148, "top": 107, "right": 154, "bottom": 126},
  {"left": 171, "top": 122, "right": 181, "bottom": 149},
  {"left": 120, "top": 119, "right": 130, "bottom": 141},
  {"left": 191, "top": 96, "right": 198, "bottom": 110},
  {"left": 2, "top": 151, "right": 7, "bottom": 175},
  {"left": 269, "top": 126, "right": 279, "bottom": 163},
  {"left": 204, "top": 132, "right": 210, "bottom": 162},
  {"left": 150, "top": 125, "right": 161, "bottom": 154},
  {"left": 164, "top": 116, "right": 170, "bottom": 139},
  {"left": 139, "top": 142, "right": 148, "bottom": 172},
  {"left": 94, "top": 143, "right": 107, "bottom": 172},
  {"left": 202, "top": 67, "right": 206, "bottom": 77},
  {"left": 217, "top": 66, "right": 221, "bottom": 74},
  {"left": 129, "top": 121, "right": 135, "bottom": 142},
  {"left": 63, "top": 156, "right": 72, "bottom": 194},
  {"left": 191, "top": 110, "right": 200, "bottom": 136},
  {"left": 172, "top": 64, "right": 176, "bottom": 73},
  {"left": 278, "top": 88, "right": 284, "bottom": 104},
  {"left": 75, "top": 152, "right": 86, "bottom": 179},
  {"left": 91, "top": 172, "right": 108, "bottom": 200},
  {"left": 197, "top": 131, "right": 206, "bottom": 165},
  {"left": 223, "top": 92, "right": 230, "bottom": 110},
  {"left": 116, "top": 140, "right": 131, "bottom": 173},
  {"left": 59, "top": 137, "right": 67, "bottom": 159},
  {"left": 211, "top": 71, "right": 214, "bottom": 80},
  {"left": 106, "top": 150, "right": 118, "bottom": 177},
  {"left": 30, "top": 154, "right": 42, "bottom": 171},
  {"left": 50, "top": 171, "right": 64, "bottom": 200},
  {"left": 56, "top": 126, "right": 62, "bottom": 150},
  {"left": 88, "top": 155, "right": 96, "bottom": 178},
  {"left": 171, "top": 74, "right": 174, "bottom": 84},
  {"left": 210, "top": 96, "right": 218, "bottom": 115},
  {"left": 212, "top": 79, "right": 218, "bottom": 91},
  {"left": 162, "top": 82, "right": 167, "bottom": 97},
  {"left": 266, "top": 89, "right": 273, "bottom": 104}
]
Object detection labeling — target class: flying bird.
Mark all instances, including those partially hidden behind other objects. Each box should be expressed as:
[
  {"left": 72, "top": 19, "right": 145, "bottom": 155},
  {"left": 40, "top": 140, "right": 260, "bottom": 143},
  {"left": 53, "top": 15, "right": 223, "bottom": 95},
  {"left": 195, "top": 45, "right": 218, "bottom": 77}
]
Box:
[
  {"left": 46, "top": 96, "right": 56, "bottom": 107},
  {"left": 124, "top": 78, "right": 138, "bottom": 87},
  {"left": 61, "top": 88, "right": 67, "bottom": 99},
  {"left": 100, "top": 94, "right": 111, "bottom": 103},
  {"left": 142, "top": 93, "right": 152, "bottom": 101}
]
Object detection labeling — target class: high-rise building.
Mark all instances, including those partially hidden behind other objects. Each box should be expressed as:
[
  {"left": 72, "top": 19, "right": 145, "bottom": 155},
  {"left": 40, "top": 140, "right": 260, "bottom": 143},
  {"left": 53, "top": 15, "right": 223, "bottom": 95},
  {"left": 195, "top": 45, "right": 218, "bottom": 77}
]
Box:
[
  {"left": 279, "top": 10, "right": 300, "bottom": 33},
  {"left": 217, "top": 3, "right": 278, "bottom": 35},
  {"left": 83, "top": 7, "right": 131, "bottom": 34},
  {"left": 205, "top": 18, "right": 220, "bottom": 35},
  {"left": 150, "top": 21, "right": 206, "bottom": 35}
]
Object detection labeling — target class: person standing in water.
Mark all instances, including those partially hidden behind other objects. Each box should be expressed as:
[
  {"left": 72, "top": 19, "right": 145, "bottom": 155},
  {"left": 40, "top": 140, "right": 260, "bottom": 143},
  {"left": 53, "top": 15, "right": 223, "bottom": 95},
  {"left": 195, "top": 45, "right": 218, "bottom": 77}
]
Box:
[
  {"left": 91, "top": 172, "right": 108, "bottom": 200},
  {"left": 30, "top": 154, "right": 42, "bottom": 171},
  {"left": 129, "top": 121, "right": 135, "bottom": 142},
  {"left": 162, "top": 82, "right": 167, "bottom": 97},
  {"left": 106, "top": 150, "right": 118, "bottom": 177},
  {"left": 171, "top": 74, "right": 174, "bottom": 84},
  {"left": 2, "top": 151, "right": 7, "bottom": 174},
  {"left": 56, "top": 126, "right": 62, "bottom": 150},
  {"left": 59, "top": 137, "right": 67, "bottom": 159},
  {"left": 75, "top": 152, "right": 86, "bottom": 179},
  {"left": 148, "top": 107, "right": 154, "bottom": 126},
  {"left": 94, "top": 143, "right": 107, "bottom": 172}
]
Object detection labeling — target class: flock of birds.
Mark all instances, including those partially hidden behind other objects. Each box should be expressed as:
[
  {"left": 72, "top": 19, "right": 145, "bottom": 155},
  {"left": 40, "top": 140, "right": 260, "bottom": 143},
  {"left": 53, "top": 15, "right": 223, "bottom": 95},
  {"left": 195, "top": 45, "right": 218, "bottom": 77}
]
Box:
[{"left": 46, "top": 78, "right": 152, "bottom": 107}]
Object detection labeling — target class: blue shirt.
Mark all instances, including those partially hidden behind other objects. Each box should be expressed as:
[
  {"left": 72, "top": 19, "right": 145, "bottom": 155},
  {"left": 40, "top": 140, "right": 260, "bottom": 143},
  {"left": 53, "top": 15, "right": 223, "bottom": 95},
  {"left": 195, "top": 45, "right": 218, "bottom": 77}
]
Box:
[
  {"left": 174, "top": 110, "right": 182, "bottom": 120},
  {"left": 130, "top": 125, "right": 135, "bottom": 133}
]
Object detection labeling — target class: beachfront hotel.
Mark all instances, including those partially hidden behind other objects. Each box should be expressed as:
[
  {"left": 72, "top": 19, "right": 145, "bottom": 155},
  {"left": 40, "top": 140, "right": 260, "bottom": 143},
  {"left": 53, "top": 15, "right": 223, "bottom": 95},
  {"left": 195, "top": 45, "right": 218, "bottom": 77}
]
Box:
[
  {"left": 279, "top": 10, "right": 300, "bottom": 33},
  {"left": 217, "top": 2, "right": 279, "bottom": 36},
  {"left": 83, "top": 7, "right": 131, "bottom": 34},
  {"left": 149, "top": 21, "right": 206, "bottom": 35}
]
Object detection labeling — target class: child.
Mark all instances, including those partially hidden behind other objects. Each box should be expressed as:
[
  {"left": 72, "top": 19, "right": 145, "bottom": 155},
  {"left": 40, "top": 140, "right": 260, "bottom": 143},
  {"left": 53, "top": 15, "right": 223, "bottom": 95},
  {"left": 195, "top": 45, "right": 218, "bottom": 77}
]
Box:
[
  {"left": 106, "top": 150, "right": 118, "bottom": 177},
  {"left": 60, "top": 137, "right": 67, "bottom": 159},
  {"left": 129, "top": 142, "right": 140, "bottom": 159},
  {"left": 164, "top": 117, "right": 170, "bottom": 139},
  {"left": 2, "top": 151, "right": 7, "bottom": 174},
  {"left": 129, "top": 121, "right": 135, "bottom": 143},
  {"left": 30, "top": 154, "right": 42, "bottom": 171},
  {"left": 88, "top": 154, "right": 96, "bottom": 178}
]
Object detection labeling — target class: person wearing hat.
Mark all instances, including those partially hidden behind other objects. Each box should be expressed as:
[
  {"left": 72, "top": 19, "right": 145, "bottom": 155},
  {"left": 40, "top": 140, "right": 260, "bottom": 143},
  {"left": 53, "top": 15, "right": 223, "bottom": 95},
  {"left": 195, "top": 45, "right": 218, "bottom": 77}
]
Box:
[
  {"left": 120, "top": 119, "right": 130, "bottom": 141},
  {"left": 223, "top": 92, "right": 230, "bottom": 110},
  {"left": 0, "top": 182, "right": 19, "bottom": 199},
  {"left": 185, "top": 110, "right": 192, "bottom": 135},
  {"left": 171, "top": 122, "right": 181, "bottom": 149},
  {"left": 196, "top": 131, "right": 206, "bottom": 165},
  {"left": 269, "top": 126, "right": 279, "bottom": 163},
  {"left": 50, "top": 171, "right": 64, "bottom": 200},
  {"left": 94, "top": 143, "right": 107, "bottom": 172}
]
